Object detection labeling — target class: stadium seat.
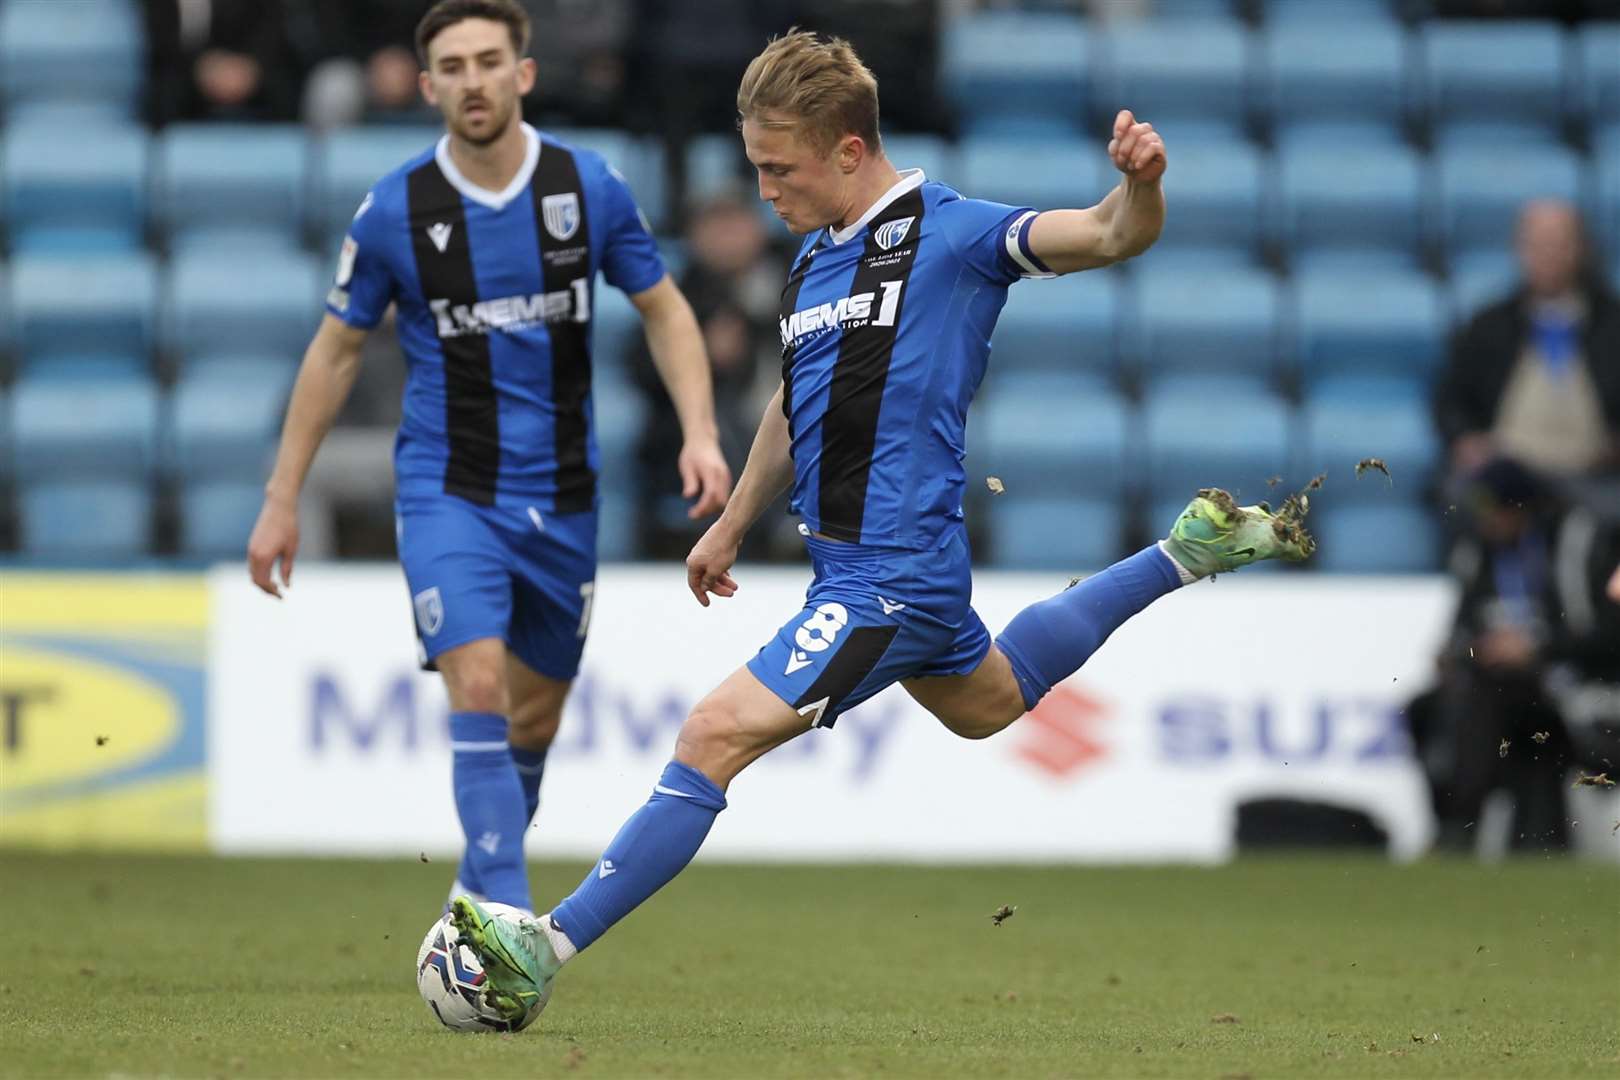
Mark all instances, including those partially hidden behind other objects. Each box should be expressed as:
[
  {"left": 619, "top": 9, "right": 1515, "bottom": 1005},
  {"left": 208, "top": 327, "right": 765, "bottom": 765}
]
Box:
[
  {"left": 10, "top": 254, "right": 157, "bottom": 367},
  {"left": 1447, "top": 253, "right": 1520, "bottom": 323},
  {"left": 1578, "top": 24, "right": 1620, "bottom": 127},
  {"left": 1420, "top": 22, "right": 1567, "bottom": 141},
  {"left": 1143, "top": 384, "right": 1292, "bottom": 503},
  {"left": 156, "top": 125, "right": 310, "bottom": 248},
  {"left": 1262, "top": 19, "right": 1409, "bottom": 140},
  {"left": 986, "top": 496, "right": 1125, "bottom": 572},
  {"left": 1276, "top": 141, "right": 1425, "bottom": 267},
  {"left": 179, "top": 482, "right": 268, "bottom": 559},
  {"left": 1149, "top": 137, "right": 1264, "bottom": 256},
  {"left": 685, "top": 133, "right": 747, "bottom": 201},
  {"left": 0, "top": 263, "right": 11, "bottom": 364},
  {"left": 1262, "top": 0, "right": 1399, "bottom": 21},
  {"left": 18, "top": 480, "right": 151, "bottom": 559},
  {"left": 977, "top": 373, "right": 1131, "bottom": 495},
  {"left": 165, "top": 252, "right": 324, "bottom": 365},
  {"left": 596, "top": 491, "right": 637, "bottom": 562},
  {"left": 1096, "top": 20, "right": 1253, "bottom": 139},
  {"left": 1, "top": 121, "right": 147, "bottom": 252},
  {"left": 1292, "top": 267, "right": 1445, "bottom": 386},
  {"left": 170, "top": 362, "right": 293, "bottom": 482},
  {"left": 316, "top": 127, "right": 441, "bottom": 238},
  {"left": 0, "top": 0, "right": 142, "bottom": 114},
  {"left": 1130, "top": 266, "right": 1281, "bottom": 384},
  {"left": 549, "top": 128, "right": 665, "bottom": 231},
  {"left": 940, "top": 12, "right": 1089, "bottom": 137},
  {"left": 1436, "top": 143, "right": 1583, "bottom": 266},
  {"left": 1597, "top": 145, "right": 1620, "bottom": 267},
  {"left": 991, "top": 272, "right": 1125, "bottom": 377},
  {"left": 1299, "top": 384, "right": 1440, "bottom": 498},
  {"left": 958, "top": 137, "right": 1107, "bottom": 213},
  {"left": 1310, "top": 503, "right": 1442, "bottom": 573},
  {"left": 880, "top": 135, "right": 957, "bottom": 189},
  {"left": 591, "top": 367, "right": 648, "bottom": 498},
  {"left": 11, "top": 371, "right": 159, "bottom": 481},
  {"left": 592, "top": 283, "right": 643, "bottom": 370}
]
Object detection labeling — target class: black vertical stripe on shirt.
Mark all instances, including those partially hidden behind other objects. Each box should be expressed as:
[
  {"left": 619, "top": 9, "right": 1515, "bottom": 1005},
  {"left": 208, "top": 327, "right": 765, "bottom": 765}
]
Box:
[
  {"left": 778, "top": 239, "right": 820, "bottom": 421},
  {"left": 817, "top": 188, "right": 926, "bottom": 542},
  {"left": 532, "top": 146, "right": 595, "bottom": 513},
  {"left": 791, "top": 623, "right": 899, "bottom": 724},
  {"left": 408, "top": 161, "right": 498, "bottom": 505}
]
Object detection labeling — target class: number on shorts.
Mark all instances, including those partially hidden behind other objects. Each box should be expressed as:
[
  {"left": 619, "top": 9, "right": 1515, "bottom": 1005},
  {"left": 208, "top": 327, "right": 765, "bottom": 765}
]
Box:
[
  {"left": 793, "top": 602, "right": 849, "bottom": 654},
  {"left": 576, "top": 581, "right": 596, "bottom": 639}
]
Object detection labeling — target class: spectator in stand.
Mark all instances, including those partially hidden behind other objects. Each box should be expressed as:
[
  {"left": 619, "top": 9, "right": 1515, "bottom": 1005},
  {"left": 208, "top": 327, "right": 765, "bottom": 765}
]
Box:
[
  {"left": 521, "top": 0, "right": 633, "bottom": 128},
  {"left": 631, "top": 195, "right": 783, "bottom": 558},
  {"left": 1434, "top": 200, "right": 1620, "bottom": 483},
  {"left": 297, "top": 1, "right": 435, "bottom": 130},
  {"left": 1408, "top": 458, "right": 1620, "bottom": 854},
  {"left": 145, "top": 0, "right": 304, "bottom": 124}
]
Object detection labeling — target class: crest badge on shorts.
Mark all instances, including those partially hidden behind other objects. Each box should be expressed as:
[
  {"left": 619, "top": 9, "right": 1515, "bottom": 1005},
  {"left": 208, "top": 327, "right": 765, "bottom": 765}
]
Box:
[
  {"left": 874, "top": 215, "right": 915, "bottom": 251},
  {"left": 413, "top": 586, "right": 444, "bottom": 637},
  {"left": 541, "top": 192, "right": 581, "bottom": 240}
]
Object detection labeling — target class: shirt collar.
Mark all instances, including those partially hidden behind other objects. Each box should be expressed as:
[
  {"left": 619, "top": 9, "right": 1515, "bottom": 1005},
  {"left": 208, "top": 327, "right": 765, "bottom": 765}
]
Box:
[
  {"left": 435, "top": 123, "right": 541, "bottom": 211},
  {"left": 826, "top": 169, "right": 925, "bottom": 246}
]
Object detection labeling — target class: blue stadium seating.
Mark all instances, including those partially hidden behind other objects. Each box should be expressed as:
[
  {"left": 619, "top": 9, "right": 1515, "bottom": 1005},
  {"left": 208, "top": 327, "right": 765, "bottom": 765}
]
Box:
[
  {"left": 1597, "top": 142, "right": 1620, "bottom": 265},
  {"left": 1293, "top": 267, "right": 1445, "bottom": 386},
  {"left": 1148, "top": 137, "right": 1264, "bottom": 256},
  {"left": 959, "top": 137, "right": 1106, "bottom": 213},
  {"left": 1579, "top": 24, "right": 1620, "bottom": 127},
  {"left": 1096, "top": 20, "right": 1252, "bottom": 139},
  {"left": 986, "top": 496, "right": 1124, "bottom": 572},
  {"left": 170, "top": 362, "right": 293, "bottom": 482},
  {"left": 1143, "top": 384, "right": 1292, "bottom": 505},
  {"left": 19, "top": 481, "right": 150, "bottom": 559},
  {"left": 1447, "top": 253, "right": 1520, "bottom": 322},
  {"left": 881, "top": 135, "right": 957, "bottom": 189},
  {"left": 1421, "top": 22, "right": 1567, "bottom": 141},
  {"left": 591, "top": 367, "right": 648, "bottom": 498},
  {"left": 0, "top": 263, "right": 11, "bottom": 362},
  {"left": 591, "top": 283, "right": 643, "bottom": 369},
  {"left": 940, "top": 12, "right": 1089, "bottom": 137},
  {"left": 0, "top": 389, "right": 12, "bottom": 480},
  {"left": 164, "top": 252, "right": 324, "bottom": 365},
  {"left": 179, "top": 482, "right": 267, "bottom": 559},
  {"left": 1262, "top": 19, "right": 1409, "bottom": 140},
  {"left": 596, "top": 492, "right": 637, "bottom": 562},
  {"left": 12, "top": 371, "right": 159, "bottom": 481},
  {"left": 1277, "top": 142, "right": 1424, "bottom": 268},
  {"left": 549, "top": 128, "right": 666, "bottom": 231},
  {"left": 316, "top": 127, "right": 442, "bottom": 239},
  {"left": 0, "top": 0, "right": 142, "bottom": 115},
  {"left": 977, "top": 373, "right": 1131, "bottom": 495},
  {"left": 991, "top": 271, "right": 1124, "bottom": 377},
  {"left": 156, "top": 125, "right": 310, "bottom": 249},
  {"left": 1436, "top": 143, "right": 1583, "bottom": 265},
  {"left": 1299, "top": 384, "right": 1440, "bottom": 498},
  {"left": 685, "top": 133, "right": 747, "bottom": 201},
  {"left": 2, "top": 121, "right": 147, "bottom": 252},
  {"left": 9, "top": 254, "right": 157, "bottom": 367},
  {"left": 1131, "top": 266, "right": 1281, "bottom": 384},
  {"left": 1262, "top": 0, "right": 1400, "bottom": 21},
  {"left": 1310, "top": 503, "right": 1442, "bottom": 573}
]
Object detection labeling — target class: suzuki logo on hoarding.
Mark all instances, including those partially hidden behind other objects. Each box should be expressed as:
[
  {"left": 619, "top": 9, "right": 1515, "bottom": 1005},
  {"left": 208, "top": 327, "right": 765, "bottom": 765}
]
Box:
[
  {"left": 1156, "top": 697, "right": 1409, "bottom": 762},
  {"left": 1011, "top": 685, "right": 1110, "bottom": 779}
]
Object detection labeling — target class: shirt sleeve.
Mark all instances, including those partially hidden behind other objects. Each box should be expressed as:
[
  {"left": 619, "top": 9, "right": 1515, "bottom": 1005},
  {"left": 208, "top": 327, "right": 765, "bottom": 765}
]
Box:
[
  {"left": 597, "top": 164, "right": 667, "bottom": 297},
  {"left": 325, "top": 191, "right": 394, "bottom": 330},
  {"left": 936, "top": 196, "right": 1056, "bottom": 286}
]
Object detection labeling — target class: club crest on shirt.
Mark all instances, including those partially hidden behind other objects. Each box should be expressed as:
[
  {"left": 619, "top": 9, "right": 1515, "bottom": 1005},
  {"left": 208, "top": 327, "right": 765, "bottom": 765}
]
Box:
[
  {"left": 413, "top": 587, "right": 444, "bottom": 636},
  {"left": 542, "top": 192, "right": 581, "bottom": 240},
  {"left": 873, "top": 215, "right": 915, "bottom": 251}
]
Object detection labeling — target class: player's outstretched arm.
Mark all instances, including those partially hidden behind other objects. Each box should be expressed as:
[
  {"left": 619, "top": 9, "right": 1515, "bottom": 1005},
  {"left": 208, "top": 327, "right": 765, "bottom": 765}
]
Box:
[
  {"left": 631, "top": 275, "right": 733, "bottom": 519},
  {"left": 685, "top": 382, "right": 795, "bottom": 607},
  {"left": 1026, "top": 109, "right": 1167, "bottom": 275},
  {"left": 246, "top": 315, "right": 369, "bottom": 598}
]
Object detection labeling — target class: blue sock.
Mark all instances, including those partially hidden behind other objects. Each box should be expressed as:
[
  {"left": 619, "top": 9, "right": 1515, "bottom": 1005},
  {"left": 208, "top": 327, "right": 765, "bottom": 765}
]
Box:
[
  {"left": 995, "top": 544, "right": 1183, "bottom": 711},
  {"left": 550, "top": 761, "right": 726, "bottom": 952},
  {"left": 510, "top": 745, "right": 548, "bottom": 825},
  {"left": 450, "top": 711, "right": 532, "bottom": 911}
]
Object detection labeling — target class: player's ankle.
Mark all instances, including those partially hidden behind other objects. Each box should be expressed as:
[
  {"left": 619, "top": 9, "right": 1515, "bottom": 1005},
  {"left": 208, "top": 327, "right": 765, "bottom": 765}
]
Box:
[{"left": 537, "top": 912, "right": 578, "bottom": 968}]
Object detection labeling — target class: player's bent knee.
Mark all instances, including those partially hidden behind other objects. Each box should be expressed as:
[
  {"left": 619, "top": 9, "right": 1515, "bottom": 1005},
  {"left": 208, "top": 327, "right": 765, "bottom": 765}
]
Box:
[
  {"left": 440, "top": 663, "right": 509, "bottom": 715},
  {"left": 508, "top": 696, "right": 563, "bottom": 749}
]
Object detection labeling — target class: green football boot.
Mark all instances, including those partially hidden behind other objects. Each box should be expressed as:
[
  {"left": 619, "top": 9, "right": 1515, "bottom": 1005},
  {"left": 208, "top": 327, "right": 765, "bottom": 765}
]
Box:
[
  {"left": 449, "top": 897, "right": 562, "bottom": 1022},
  {"left": 1162, "top": 486, "right": 1315, "bottom": 578}
]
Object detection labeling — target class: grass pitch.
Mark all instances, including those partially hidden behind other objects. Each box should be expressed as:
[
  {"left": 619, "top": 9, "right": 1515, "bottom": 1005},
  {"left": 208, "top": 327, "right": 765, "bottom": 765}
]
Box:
[{"left": 1, "top": 853, "right": 1615, "bottom": 1078}]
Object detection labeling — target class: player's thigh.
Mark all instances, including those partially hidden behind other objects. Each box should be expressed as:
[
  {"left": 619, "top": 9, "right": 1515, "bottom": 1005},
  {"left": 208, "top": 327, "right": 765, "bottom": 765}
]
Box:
[
  {"left": 675, "top": 664, "right": 814, "bottom": 789},
  {"left": 506, "top": 509, "right": 596, "bottom": 683},
  {"left": 436, "top": 636, "right": 512, "bottom": 714},
  {"left": 505, "top": 652, "right": 570, "bottom": 749},
  {"left": 903, "top": 643, "right": 1026, "bottom": 740},
  {"left": 396, "top": 498, "right": 514, "bottom": 676}
]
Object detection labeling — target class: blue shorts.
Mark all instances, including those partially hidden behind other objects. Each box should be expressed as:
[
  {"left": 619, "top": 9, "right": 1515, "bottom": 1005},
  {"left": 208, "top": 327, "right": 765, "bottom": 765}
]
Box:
[
  {"left": 395, "top": 495, "right": 596, "bottom": 680},
  {"left": 747, "top": 526, "right": 992, "bottom": 727}
]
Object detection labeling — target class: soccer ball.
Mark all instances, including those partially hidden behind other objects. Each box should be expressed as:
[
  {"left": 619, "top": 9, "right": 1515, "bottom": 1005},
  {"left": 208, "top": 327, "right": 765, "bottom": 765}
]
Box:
[{"left": 415, "top": 902, "right": 548, "bottom": 1032}]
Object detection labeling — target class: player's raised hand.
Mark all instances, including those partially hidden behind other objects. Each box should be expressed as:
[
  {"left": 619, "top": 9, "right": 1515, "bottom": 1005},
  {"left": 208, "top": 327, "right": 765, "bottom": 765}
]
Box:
[
  {"left": 679, "top": 437, "right": 733, "bottom": 519},
  {"left": 686, "top": 519, "right": 741, "bottom": 607},
  {"left": 1107, "top": 110, "right": 1166, "bottom": 185},
  {"left": 247, "top": 495, "right": 299, "bottom": 598}
]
